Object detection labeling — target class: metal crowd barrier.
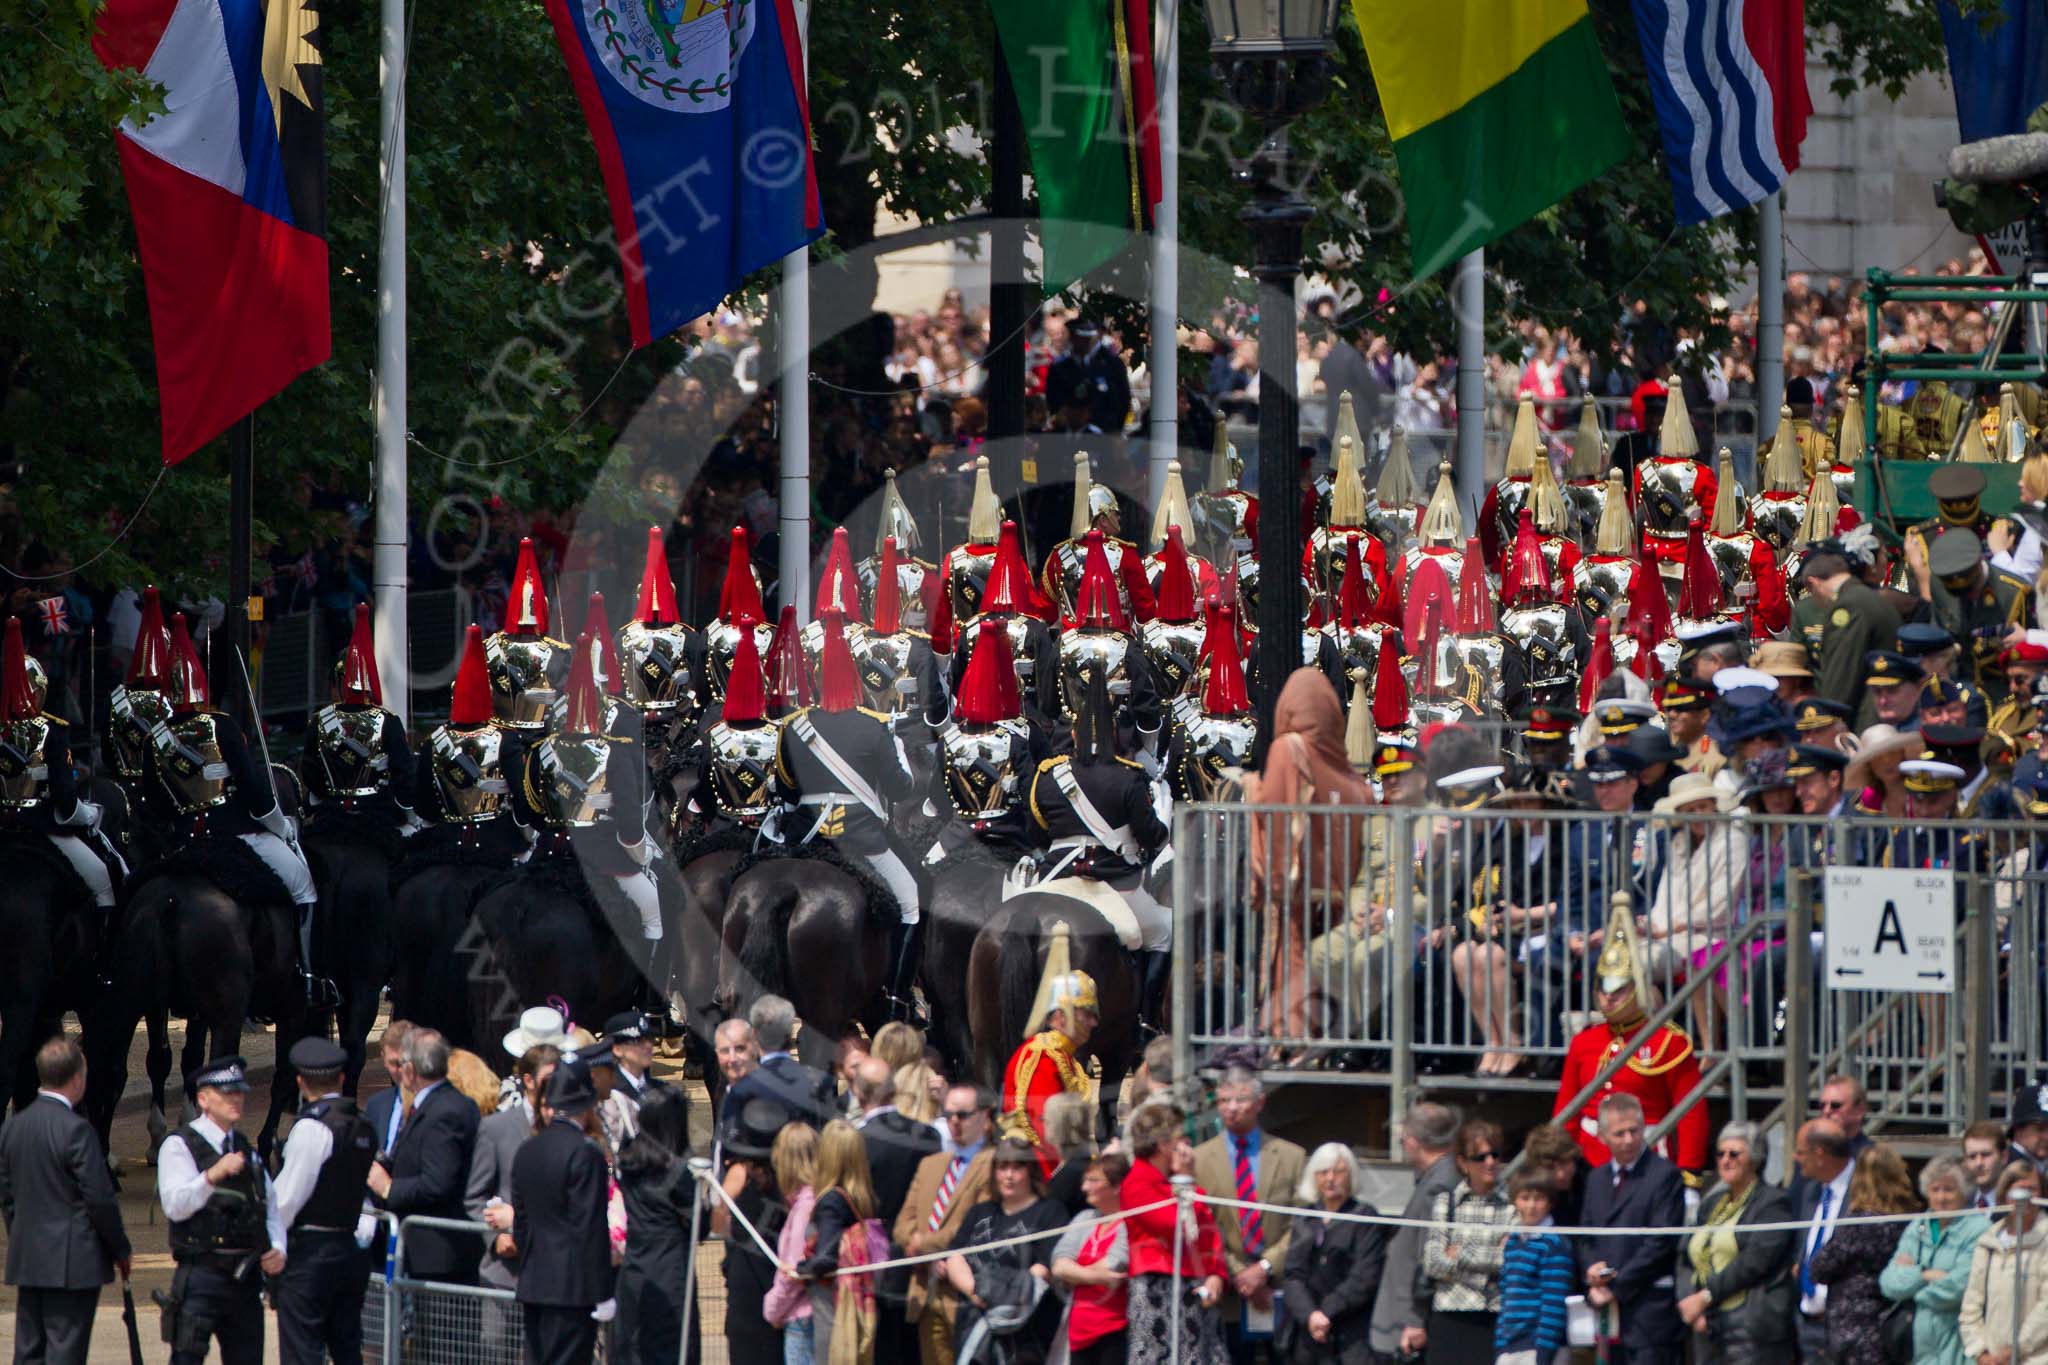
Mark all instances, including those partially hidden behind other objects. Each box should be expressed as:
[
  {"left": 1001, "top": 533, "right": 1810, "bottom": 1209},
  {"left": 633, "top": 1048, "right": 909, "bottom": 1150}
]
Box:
[
  {"left": 1170, "top": 802, "right": 2046, "bottom": 1148},
  {"left": 363, "top": 1214, "right": 618, "bottom": 1365}
]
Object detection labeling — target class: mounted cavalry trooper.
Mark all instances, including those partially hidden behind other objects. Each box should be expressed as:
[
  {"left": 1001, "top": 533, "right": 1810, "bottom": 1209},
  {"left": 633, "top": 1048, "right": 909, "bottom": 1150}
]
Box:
[
  {"left": 853, "top": 535, "right": 935, "bottom": 717},
  {"left": 1025, "top": 662, "right": 1174, "bottom": 1035},
  {"left": 482, "top": 537, "right": 570, "bottom": 732},
  {"left": 1041, "top": 452, "right": 1157, "bottom": 626},
  {"left": 615, "top": 525, "right": 705, "bottom": 735},
  {"left": 1054, "top": 530, "right": 1165, "bottom": 768},
  {"left": 106, "top": 584, "right": 174, "bottom": 790},
  {"left": 949, "top": 519, "right": 1059, "bottom": 717},
  {"left": 0, "top": 617, "right": 126, "bottom": 960},
  {"left": 505, "top": 631, "right": 664, "bottom": 965},
  {"left": 702, "top": 526, "right": 778, "bottom": 704},
  {"left": 1162, "top": 600, "right": 1256, "bottom": 803},
  {"left": 301, "top": 603, "right": 416, "bottom": 829},
  {"left": 683, "top": 618, "right": 780, "bottom": 832},
  {"left": 150, "top": 614, "right": 325, "bottom": 1003},
  {"left": 414, "top": 625, "right": 517, "bottom": 848},
  {"left": 923, "top": 615, "right": 1050, "bottom": 868},
  {"left": 770, "top": 606, "right": 923, "bottom": 1009}
]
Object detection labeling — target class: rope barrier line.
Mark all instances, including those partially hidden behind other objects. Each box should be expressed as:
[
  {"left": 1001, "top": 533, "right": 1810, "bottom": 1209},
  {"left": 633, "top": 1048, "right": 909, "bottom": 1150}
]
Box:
[
  {"left": 1200, "top": 1190, "right": 2033, "bottom": 1239},
  {"left": 693, "top": 1165, "right": 1178, "bottom": 1276},
  {"left": 696, "top": 1159, "right": 2040, "bottom": 1278}
]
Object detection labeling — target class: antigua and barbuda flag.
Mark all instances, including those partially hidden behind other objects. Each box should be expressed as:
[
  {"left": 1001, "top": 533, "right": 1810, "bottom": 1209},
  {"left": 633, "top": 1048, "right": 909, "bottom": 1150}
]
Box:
[
  {"left": 93, "top": 0, "right": 330, "bottom": 464},
  {"left": 544, "top": 0, "right": 824, "bottom": 347},
  {"left": 1628, "top": 0, "right": 1812, "bottom": 224}
]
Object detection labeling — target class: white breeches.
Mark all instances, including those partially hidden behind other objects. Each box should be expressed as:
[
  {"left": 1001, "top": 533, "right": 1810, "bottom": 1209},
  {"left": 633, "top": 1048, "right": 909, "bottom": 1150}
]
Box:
[
  {"left": 1126, "top": 882, "right": 1172, "bottom": 953},
  {"left": 50, "top": 835, "right": 117, "bottom": 908},
  {"left": 862, "top": 846, "right": 921, "bottom": 925},
  {"left": 612, "top": 866, "right": 664, "bottom": 940},
  {"left": 238, "top": 830, "right": 318, "bottom": 906}
]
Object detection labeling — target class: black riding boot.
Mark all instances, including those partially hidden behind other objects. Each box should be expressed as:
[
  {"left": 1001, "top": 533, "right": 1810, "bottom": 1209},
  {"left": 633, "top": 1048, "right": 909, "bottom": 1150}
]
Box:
[
  {"left": 298, "top": 903, "right": 337, "bottom": 1007},
  {"left": 91, "top": 905, "right": 117, "bottom": 988},
  {"left": 1138, "top": 950, "right": 1171, "bottom": 1041},
  {"left": 888, "top": 920, "right": 925, "bottom": 1024}
]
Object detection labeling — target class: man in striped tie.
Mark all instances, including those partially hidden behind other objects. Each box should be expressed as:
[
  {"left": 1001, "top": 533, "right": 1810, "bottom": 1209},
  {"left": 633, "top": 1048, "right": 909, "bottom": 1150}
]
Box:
[
  {"left": 892, "top": 1083, "right": 997, "bottom": 1365},
  {"left": 1193, "top": 1065, "right": 1306, "bottom": 1364}
]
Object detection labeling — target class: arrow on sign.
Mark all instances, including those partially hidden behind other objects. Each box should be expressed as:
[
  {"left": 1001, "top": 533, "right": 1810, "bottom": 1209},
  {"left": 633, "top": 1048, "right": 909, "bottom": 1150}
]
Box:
[
  {"left": 1834, "top": 968, "right": 1864, "bottom": 977},
  {"left": 1919, "top": 971, "right": 1948, "bottom": 981}
]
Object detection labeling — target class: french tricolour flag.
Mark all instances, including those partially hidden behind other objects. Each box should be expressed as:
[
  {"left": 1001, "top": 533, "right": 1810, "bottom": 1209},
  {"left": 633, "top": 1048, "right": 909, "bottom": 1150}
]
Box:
[
  {"left": 94, "top": 0, "right": 330, "bottom": 464},
  {"left": 1630, "top": 0, "right": 1813, "bottom": 224}
]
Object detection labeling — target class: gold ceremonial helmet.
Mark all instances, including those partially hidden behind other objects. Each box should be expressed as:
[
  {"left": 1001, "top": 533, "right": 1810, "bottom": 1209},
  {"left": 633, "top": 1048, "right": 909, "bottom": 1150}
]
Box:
[
  {"left": 1594, "top": 890, "right": 1652, "bottom": 1024},
  {"left": 1024, "top": 920, "right": 1100, "bottom": 1038}
]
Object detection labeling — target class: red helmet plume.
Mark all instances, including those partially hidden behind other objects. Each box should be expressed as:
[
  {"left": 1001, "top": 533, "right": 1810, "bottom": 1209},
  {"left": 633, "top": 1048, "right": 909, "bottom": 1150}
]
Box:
[
  {"left": 765, "top": 605, "right": 811, "bottom": 713},
  {"left": 1072, "top": 530, "right": 1129, "bottom": 632},
  {"left": 339, "top": 603, "right": 381, "bottom": 705},
  {"left": 633, "top": 527, "right": 680, "bottom": 627},
  {"left": 956, "top": 617, "right": 1022, "bottom": 725},
  {"left": 816, "top": 608, "right": 863, "bottom": 713},
  {"left": 723, "top": 619, "right": 768, "bottom": 723},
  {"left": 816, "top": 527, "right": 862, "bottom": 623},
  {"left": 507, "top": 538, "right": 550, "bottom": 635},
  {"left": 130, "top": 586, "right": 172, "bottom": 687},
  {"left": 448, "top": 625, "right": 493, "bottom": 726},
  {"left": 1154, "top": 526, "right": 1197, "bottom": 624},
  {"left": 718, "top": 527, "right": 766, "bottom": 625}
]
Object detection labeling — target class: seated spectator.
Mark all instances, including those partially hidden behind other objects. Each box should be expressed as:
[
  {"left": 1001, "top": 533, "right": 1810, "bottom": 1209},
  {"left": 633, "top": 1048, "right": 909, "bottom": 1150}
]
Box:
[
  {"left": 1050, "top": 1153, "right": 1132, "bottom": 1365},
  {"left": 1279, "top": 1142, "right": 1385, "bottom": 1364},
  {"left": 942, "top": 1135, "right": 1067, "bottom": 1364},
  {"left": 1645, "top": 773, "right": 1745, "bottom": 1048},
  {"left": 1495, "top": 1170, "right": 1573, "bottom": 1365},
  {"left": 1960, "top": 1162, "right": 2048, "bottom": 1365},
  {"left": 1421, "top": 1119, "right": 1515, "bottom": 1363},
  {"left": 1811, "top": 1142, "right": 1916, "bottom": 1363},
  {"left": 1880, "top": 1154, "right": 1988, "bottom": 1365},
  {"left": 1679, "top": 1121, "right": 1796, "bottom": 1365}
]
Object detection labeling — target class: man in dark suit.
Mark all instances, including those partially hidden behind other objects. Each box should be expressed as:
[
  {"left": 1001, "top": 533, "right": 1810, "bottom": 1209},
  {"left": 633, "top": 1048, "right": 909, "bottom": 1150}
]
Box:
[
  {"left": 720, "top": 994, "right": 835, "bottom": 1129},
  {"left": 1789, "top": 1119, "right": 1856, "bottom": 1365},
  {"left": 854, "top": 1056, "right": 942, "bottom": 1365},
  {"left": 366, "top": 1027, "right": 481, "bottom": 1284},
  {"left": 361, "top": 1019, "right": 415, "bottom": 1156},
  {"left": 1577, "top": 1093, "right": 1686, "bottom": 1365},
  {"left": 0, "top": 1037, "right": 131, "bottom": 1365},
  {"left": 512, "top": 1053, "right": 614, "bottom": 1365}
]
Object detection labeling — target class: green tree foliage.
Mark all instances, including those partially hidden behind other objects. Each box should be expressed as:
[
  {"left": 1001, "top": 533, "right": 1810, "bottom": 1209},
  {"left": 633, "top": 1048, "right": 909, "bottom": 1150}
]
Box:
[{"left": 0, "top": 0, "right": 1978, "bottom": 588}]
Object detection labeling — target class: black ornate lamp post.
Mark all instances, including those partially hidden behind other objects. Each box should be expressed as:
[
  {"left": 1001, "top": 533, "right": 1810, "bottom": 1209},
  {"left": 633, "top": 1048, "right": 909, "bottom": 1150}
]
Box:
[{"left": 1204, "top": 0, "right": 1340, "bottom": 744}]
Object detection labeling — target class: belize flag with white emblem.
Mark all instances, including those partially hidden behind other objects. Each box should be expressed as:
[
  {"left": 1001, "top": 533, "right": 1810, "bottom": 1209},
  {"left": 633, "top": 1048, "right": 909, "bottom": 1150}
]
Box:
[
  {"left": 1629, "top": 0, "right": 1812, "bottom": 224},
  {"left": 93, "top": 0, "right": 330, "bottom": 464},
  {"left": 544, "top": 0, "right": 824, "bottom": 347}
]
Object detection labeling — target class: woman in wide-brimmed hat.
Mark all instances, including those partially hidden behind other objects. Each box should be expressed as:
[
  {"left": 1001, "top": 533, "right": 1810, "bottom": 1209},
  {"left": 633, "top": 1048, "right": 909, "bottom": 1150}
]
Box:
[
  {"left": 1844, "top": 723, "right": 1924, "bottom": 817},
  {"left": 1647, "top": 772, "right": 1746, "bottom": 1049}
]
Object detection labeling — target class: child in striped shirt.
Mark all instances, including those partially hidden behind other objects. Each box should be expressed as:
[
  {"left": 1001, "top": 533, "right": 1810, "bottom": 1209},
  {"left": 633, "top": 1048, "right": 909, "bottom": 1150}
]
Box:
[{"left": 1495, "top": 1170, "right": 1573, "bottom": 1365}]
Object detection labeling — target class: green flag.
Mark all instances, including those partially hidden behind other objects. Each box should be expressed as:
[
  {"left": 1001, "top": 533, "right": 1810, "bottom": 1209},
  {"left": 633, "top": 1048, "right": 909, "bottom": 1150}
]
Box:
[{"left": 988, "top": 0, "right": 1158, "bottom": 293}]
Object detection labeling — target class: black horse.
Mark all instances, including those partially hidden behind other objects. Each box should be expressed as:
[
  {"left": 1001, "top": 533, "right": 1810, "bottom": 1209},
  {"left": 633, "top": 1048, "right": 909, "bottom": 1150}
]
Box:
[
  {"left": 387, "top": 821, "right": 525, "bottom": 1053},
  {"left": 0, "top": 835, "right": 102, "bottom": 1122},
  {"left": 466, "top": 853, "right": 665, "bottom": 1046},
  {"left": 715, "top": 847, "right": 893, "bottom": 1072},
  {"left": 966, "top": 894, "right": 1142, "bottom": 1141},
  {"left": 666, "top": 825, "right": 755, "bottom": 1035},
  {"left": 84, "top": 840, "right": 302, "bottom": 1156},
  {"left": 920, "top": 840, "right": 1014, "bottom": 1079},
  {"left": 255, "top": 805, "right": 407, "bottom": 1153}
]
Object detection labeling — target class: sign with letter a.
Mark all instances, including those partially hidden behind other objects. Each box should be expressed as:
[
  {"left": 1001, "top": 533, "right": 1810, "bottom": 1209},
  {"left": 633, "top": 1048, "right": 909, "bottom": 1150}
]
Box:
[{"left": 1823, "top": 867, "right": 1956, "bottom": 994}]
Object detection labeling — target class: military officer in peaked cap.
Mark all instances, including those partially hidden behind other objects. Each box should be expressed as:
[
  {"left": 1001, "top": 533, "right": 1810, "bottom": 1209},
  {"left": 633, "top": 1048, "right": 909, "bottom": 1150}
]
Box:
[
  {"left": 271, "top": 1038, "right": 379, "bottom": 1365},
  {"left": 1912, "top": 462, "right": 1997, "bottom": 557},
  {"left": 1859, "top": 651, "right": 1926, "bottom": 731},
  {"left": 1924, "top": 528, "right": 2032, "bottom": 701},
  {"left": 155, "top": 1055, "right": 285, "bottom": 1365}
]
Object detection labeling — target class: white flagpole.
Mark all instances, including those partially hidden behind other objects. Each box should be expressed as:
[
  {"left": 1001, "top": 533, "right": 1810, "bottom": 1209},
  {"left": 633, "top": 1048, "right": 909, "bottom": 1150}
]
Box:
[
  {"left": 374, "top": 0, "right": 409, "bottom": 723},
  {"left": 1147, "top": 0, "right": 1179, "bottom": 509},
  {"left": 777, "top": 0, "right": 813, "bottom": 624}
]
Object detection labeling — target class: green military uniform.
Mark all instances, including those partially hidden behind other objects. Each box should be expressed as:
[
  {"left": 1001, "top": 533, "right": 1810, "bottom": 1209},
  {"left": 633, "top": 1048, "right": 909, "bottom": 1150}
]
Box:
[
  {"left": 1790, "top": 592, "right": 1828, "bottom": 670},
  {"left": 1907, "top": 464, "right": 1997, "bottom": 570},
  {"left": 1927, "top": 529, "right": 2032, "bottom": 703},
  {"left": 1815, "top": 577, "right": 1903, "bottom": 715},
  {"left": 1791, "top": 416, "right": 1836, "bottom": 477}
]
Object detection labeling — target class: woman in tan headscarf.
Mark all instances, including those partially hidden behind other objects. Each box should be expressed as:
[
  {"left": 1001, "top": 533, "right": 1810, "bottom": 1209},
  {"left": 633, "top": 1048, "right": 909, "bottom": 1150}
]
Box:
[{"left": 1243, "top": 668, "right": 1372, "bottom": 1049}]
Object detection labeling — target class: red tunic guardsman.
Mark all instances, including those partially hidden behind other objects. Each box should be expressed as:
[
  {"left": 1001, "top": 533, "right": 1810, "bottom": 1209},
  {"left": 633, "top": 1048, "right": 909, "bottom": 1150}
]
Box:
[
  {"left": 1551, "top": 897, "right": 1709, "bottom": 1180},
  {"left": 1001, "top": 920, "right": 1096, "bottom": 1165},
  {"left": 1043, "top": 453, "right": 1156, "bottom": 626}
]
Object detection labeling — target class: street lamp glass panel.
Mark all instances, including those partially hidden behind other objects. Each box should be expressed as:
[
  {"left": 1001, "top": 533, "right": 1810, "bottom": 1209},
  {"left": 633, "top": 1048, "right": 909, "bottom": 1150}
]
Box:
[{"left": 1205, "top": 0, "right": 1339, "bottom": 56}]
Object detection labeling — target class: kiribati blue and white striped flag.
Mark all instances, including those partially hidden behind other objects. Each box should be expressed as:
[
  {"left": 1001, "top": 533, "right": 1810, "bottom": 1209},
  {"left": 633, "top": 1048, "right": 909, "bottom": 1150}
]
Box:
[{"left": 1629, "top": 0, "right": 1812, "bottom": 224}]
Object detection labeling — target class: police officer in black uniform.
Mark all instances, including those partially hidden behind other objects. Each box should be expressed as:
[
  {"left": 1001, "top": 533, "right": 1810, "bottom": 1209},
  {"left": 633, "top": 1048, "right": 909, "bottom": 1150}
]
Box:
[
  {"left": 154, "top": 1055, "right": 285, "bottom": 1365},
  {"left": 270, "top": 1037, "right": 378, "bottom": 1365}
]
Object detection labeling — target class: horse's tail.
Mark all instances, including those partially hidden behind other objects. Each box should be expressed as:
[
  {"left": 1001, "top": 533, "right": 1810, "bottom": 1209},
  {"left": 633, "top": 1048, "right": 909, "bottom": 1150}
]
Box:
[{"left": 733, "top": 870, "right": 797, "bottom": 1003}]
